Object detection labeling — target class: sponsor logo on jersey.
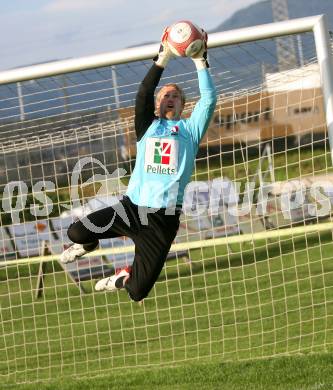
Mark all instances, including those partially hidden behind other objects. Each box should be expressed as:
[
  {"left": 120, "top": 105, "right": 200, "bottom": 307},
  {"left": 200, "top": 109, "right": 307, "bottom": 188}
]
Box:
[
  {"left": 171, "top": 125, "right": 179, "bottom": 135},
  {"left": 145, "top": 138, "right": 178, "bottom": 175},
  {"left": 154, "top": 141, "right": 171, "bottom": 164}
]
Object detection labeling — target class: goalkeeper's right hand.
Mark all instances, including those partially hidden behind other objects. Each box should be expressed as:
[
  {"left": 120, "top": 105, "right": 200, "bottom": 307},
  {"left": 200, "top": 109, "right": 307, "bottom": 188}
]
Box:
[{"left": 153, "top": 26, "right": 174, "bottom": 68}]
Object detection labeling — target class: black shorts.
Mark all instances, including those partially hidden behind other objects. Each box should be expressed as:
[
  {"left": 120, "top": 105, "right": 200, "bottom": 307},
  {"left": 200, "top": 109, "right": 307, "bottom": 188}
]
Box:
[{"left": 67, "top": 196, "right": 181, "bottom": 301}]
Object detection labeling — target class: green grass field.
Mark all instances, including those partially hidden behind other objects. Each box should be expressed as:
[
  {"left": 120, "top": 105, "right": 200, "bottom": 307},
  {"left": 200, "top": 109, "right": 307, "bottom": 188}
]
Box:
[
  {"left": 14, "top": 354, "right": 333, "bottom": 389},
  {"left": 1, "top": 228, "right": 333, "bottom": 388}
]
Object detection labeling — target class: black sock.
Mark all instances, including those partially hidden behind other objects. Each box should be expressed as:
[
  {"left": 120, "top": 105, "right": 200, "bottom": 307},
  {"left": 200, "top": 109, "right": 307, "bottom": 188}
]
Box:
[{"left": 115, "top": 276, "right": 125, "bottom": 289}]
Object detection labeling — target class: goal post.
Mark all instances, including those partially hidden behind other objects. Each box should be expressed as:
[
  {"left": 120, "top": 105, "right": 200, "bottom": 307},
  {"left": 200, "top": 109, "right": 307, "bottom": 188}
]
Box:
[
  {"left": 1, "top": 15, "right": 333, "bottom": 385},
  {"left": 1, "top": 220, "right": 333, "bottom": 268}
]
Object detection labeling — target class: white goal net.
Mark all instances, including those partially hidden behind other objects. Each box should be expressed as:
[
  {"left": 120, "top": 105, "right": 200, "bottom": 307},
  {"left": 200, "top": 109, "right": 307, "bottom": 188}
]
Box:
[{"left": 0, "top": 16, "right": 333, "bottom": 385}]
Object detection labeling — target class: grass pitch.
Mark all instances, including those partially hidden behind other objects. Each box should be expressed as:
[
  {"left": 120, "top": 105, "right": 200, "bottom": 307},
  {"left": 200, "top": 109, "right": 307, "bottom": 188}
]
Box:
[
  {"left": 16, "top": 353, "right": 333, "bottom": 389},
  {"left": 0, "top": 229, "right": 333, "bottom": 388}
]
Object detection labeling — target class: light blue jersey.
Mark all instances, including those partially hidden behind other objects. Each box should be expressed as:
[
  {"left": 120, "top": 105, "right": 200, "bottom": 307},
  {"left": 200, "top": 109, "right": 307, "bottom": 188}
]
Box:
[{"left": 126, "top": 68, "right": 217, "bottom": 208}]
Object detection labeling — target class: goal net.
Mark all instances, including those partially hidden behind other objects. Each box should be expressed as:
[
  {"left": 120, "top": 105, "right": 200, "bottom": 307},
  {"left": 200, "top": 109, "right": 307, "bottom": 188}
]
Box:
[{"left": 0, "top": 16, "right": 333, "bottom": 385}]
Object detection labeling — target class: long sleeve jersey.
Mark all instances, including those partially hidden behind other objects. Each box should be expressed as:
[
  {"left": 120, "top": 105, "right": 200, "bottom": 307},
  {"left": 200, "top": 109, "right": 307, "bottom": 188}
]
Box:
[{"left": 126, "top": 63, "right": 217, "bottom": 209}]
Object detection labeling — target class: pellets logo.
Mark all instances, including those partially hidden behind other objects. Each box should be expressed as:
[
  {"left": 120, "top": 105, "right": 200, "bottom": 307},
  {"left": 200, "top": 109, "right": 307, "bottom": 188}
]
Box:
[
  {"left": 154, "top": 141, "right": 171, "bottom": 164},
  {"left": 145, "top": 137, "right": 178, "bottom": 175}
]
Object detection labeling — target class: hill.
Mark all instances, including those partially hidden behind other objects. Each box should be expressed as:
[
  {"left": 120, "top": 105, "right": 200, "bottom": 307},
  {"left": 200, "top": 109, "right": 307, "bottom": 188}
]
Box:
[{"left": 213, "top": 0, "right": 333, "bottom": 32}]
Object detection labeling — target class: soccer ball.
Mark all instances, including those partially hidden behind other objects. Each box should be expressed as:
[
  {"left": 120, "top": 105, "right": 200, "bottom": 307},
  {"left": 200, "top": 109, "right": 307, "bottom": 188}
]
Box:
[{"left": 166, "top": 21, "right": 204, "bottom": 57}]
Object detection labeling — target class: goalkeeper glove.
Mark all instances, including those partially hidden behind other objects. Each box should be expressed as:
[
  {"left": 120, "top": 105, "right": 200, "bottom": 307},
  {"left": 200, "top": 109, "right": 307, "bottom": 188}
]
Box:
[
  {"left": 191, "top": 29, "right": 209, "bottom": 70},
  {"left": 153, "top": 27, "right": 174, "bottom": 68}
]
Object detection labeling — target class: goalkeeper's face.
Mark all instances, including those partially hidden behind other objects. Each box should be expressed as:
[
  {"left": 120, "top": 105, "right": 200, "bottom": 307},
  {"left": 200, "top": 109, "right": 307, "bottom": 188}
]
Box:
[{"left": 156, "top": 85, "right": 185, "bottom": 120}]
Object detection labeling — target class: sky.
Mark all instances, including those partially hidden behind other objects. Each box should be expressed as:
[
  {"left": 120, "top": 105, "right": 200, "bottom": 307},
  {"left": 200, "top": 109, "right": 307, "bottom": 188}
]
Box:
[{"left": 0, "top": 0, "right": 259, "bottom": 71}]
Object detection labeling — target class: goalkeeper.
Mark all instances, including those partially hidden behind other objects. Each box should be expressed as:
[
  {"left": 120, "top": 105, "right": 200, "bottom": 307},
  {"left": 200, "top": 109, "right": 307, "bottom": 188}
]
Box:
[{"left": 60, "top": 26, "right": 217, "bottom": 302}]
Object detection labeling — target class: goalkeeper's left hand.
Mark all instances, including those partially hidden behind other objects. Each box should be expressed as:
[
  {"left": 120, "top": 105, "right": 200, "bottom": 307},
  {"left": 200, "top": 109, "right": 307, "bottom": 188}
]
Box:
[
  {"left": 154, "top": 26, "right": 174, "bottom": 68},
  {"left": 191, "top": 29, "right": 209, "bottom": 70}
]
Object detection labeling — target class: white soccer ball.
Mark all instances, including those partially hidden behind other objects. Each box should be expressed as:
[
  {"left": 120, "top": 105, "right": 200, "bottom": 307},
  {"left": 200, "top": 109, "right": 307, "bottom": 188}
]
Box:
[{"left": 167, "top": 20, "right": 204, "bottom": 57}]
